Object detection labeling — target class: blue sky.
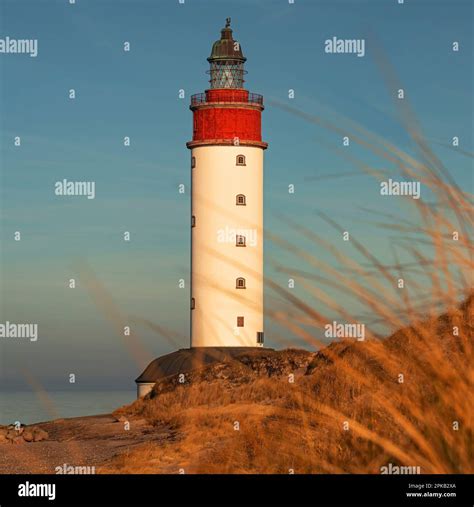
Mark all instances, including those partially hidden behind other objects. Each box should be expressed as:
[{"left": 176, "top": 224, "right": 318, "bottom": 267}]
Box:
[{"left": 0, "top": 0, "right": 472, "bottom": 392}]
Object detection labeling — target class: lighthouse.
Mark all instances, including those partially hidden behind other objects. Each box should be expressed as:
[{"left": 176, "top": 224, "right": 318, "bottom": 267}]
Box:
[
  {"left": 135, "top": 19, "right": 268, "bottom": 397},
  {"left": 187, "top": 18, "right": 267, "bottom": 348}
]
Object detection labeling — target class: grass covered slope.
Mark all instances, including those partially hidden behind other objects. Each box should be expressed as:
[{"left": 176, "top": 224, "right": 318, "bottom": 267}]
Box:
[{"left": 108, "top": 295, "right": 472, "bottom": 474}]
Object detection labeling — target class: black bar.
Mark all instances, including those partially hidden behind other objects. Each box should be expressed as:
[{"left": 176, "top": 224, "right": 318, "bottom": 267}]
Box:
[{"left": 0, "top": 474, "right": 472, "bottom": 506}]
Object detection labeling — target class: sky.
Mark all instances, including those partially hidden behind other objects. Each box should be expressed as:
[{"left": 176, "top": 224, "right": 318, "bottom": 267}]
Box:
[{"left": 0, "top": 0, "right": 472, "bottom": 393}]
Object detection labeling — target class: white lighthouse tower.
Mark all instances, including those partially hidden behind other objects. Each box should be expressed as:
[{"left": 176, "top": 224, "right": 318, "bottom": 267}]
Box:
[
  {"left": 187, "top": 18, "right": 267, "bottom": 348},
  {"left": 135, "top": 19, "right": 268, "bottom": 397}
]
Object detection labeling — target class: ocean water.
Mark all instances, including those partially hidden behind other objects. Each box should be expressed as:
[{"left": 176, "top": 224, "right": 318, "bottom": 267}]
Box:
[{"left": 0, "top": 390, "right": 136, "bottom": 425}]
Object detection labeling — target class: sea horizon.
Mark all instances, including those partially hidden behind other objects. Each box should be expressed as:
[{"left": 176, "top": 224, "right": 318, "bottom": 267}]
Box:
[{"left": 0, "top": 389, "right": 136, "bottom": 426}]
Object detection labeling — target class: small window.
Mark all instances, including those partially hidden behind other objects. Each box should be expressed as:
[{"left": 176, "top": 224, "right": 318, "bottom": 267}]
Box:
[
  {"left": 191, "top": 216, "right": 196, "bottom": 227},
  {"left": 237, "top": 316, "right": 244, "bottom": 327},
  {"left": 236, "top": 277, "right": 246, "bottom": 289},
  {"left": 236, "top": 155, "right": 246, "bottom": 166},
  {"left": 236, "top": 194, "right": 246, "bottom": 206},
  {"left": 257, "top": 332, "right": 264, "bottom": 344},
  {"left": 236, "top": 235, "right": 246, "bottom": 247},
  {"left": 191, "top": 298, "right": 195, "bottom": 310},
  {"left": 191, "top": 156, "right": 196, "bottom": 168}
]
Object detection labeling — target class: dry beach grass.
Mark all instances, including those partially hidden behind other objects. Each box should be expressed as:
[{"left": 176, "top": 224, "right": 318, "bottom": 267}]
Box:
[{"left": 106, "top": 294, "right": 472, "bottom": 474}]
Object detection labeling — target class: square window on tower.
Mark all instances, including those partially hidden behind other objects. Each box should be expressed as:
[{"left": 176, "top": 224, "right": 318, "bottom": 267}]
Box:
[{"left": 236, "top": 235, "right": 246, "bottom": 247}]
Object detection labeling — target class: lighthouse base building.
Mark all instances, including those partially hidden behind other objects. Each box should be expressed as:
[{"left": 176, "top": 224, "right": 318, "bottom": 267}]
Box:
[
  {"left": 136, "top": 346, "right": 273, "bottom": 398},
  {"left": 136, "top": 19, "right": 269, "bottom": 398}
]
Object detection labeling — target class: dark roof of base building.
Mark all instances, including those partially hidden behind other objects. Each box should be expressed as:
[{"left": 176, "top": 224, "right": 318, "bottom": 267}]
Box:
[{"left": 135, "top": 347, "right": 274, "bottom": 383}]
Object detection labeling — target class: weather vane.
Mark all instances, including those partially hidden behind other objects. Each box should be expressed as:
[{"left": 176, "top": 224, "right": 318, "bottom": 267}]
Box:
[{"left": 226, "top": 17, "right": 231, "bottom": 28}]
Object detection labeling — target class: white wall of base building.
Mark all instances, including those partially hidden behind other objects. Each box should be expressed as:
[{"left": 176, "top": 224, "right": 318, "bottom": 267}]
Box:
[
  {"left": 191, "top": 144, "right": 264, "bottom": 347},
  {"left": 137, "top": 382, "right": 155, "bottom": 398}
]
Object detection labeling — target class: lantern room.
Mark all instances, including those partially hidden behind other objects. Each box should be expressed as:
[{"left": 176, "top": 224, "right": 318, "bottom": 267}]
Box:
[{"left": 207, "top": 17, "right": 247, "bottom": 89}]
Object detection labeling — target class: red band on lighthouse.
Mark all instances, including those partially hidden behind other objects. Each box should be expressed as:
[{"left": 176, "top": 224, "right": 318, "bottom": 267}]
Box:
[{"left": 188, "top": 89, "right": 267, "bottom": 149}]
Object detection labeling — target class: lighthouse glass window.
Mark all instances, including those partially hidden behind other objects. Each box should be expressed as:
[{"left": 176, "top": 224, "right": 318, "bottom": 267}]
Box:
[{"left": 209, "top": 61, "right": 244, "bottom": 89}]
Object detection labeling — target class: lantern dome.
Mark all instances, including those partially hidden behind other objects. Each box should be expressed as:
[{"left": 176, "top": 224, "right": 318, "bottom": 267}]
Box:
[{"left": 208, "top": 17, "right": 246, "bottom": 63}]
